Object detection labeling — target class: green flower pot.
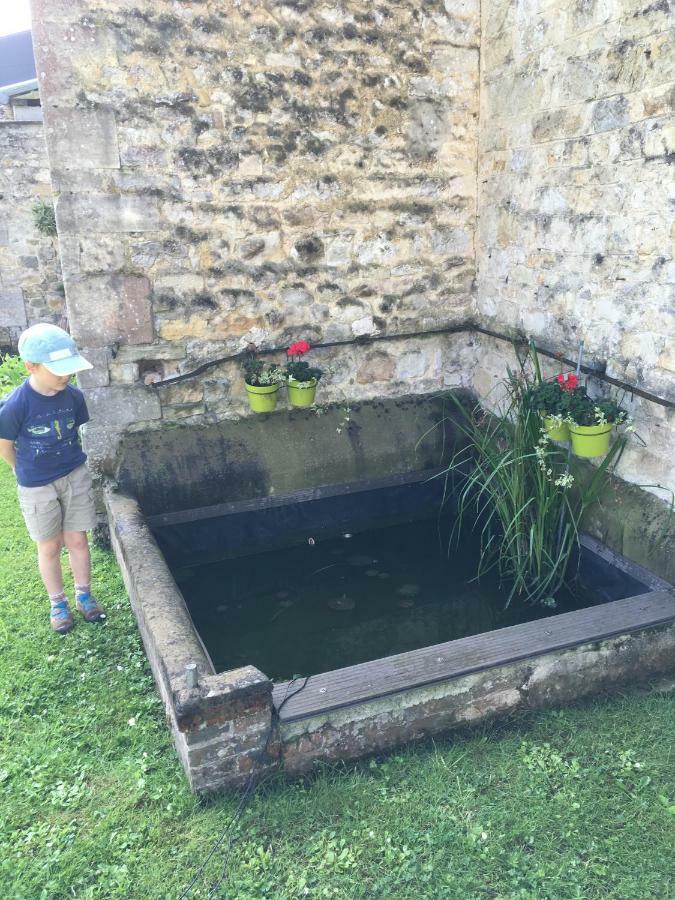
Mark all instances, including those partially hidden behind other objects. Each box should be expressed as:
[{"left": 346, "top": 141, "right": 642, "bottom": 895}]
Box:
[
  {"left": 568, "top": 422, "right": 614, "bottom": 458},
  {"left": 543, "top": 416, "right": 570, "bottom": 442},
  {"left": 245, "top": 382, "right": 280, "bottom": 413},
  {"left": 287, "top": 377, "right": 317, "bottom": 408}
]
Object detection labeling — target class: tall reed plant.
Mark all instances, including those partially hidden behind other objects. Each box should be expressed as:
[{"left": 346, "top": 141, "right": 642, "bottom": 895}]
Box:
[{"left": 438, "top": 346, "right": 625, "bottom": 607}]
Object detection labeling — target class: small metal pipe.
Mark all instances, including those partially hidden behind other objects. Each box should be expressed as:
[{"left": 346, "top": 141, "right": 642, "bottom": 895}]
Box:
[
  {"left": 149, "top": 323, "right": 674, "bottom": 410},
  {"left": 575, "top": 340, "right": 584, "bottom": 379},
  {"left": 0, "top": 78, "right": 39, "bottom": 98},
  {"left": 475, "top": 326, "right": 673, "bottom": 409},
  {"left": 185, "top": 662, "right": 199, "bottom": 690}
]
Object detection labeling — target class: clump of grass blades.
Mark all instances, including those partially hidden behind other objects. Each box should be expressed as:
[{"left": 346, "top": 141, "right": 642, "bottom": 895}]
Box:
[{"left": 440, "top": 354, "right": 625, "bottom": 607}]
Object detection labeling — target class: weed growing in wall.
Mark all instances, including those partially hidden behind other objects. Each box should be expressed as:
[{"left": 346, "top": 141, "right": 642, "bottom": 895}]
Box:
[{"left": 31, "top": 200, "right": 57, "bottom": 237}]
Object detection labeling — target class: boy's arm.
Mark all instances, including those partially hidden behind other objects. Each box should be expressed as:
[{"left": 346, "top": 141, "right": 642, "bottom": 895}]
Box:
[
  {"left": 0, "top": 439, "right": 16, "bottom": 472},
  {"left": 74, "top": 387, "right": 90, "bottom": 427}
]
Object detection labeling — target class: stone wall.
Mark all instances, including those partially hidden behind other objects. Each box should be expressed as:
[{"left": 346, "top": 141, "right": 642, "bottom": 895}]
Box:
[
  {"left": 31, "top": 0, "right": 479, "bottom": 423},
  {"left": 27, "top": 0, "right": 673, "bottom": 503},
  {"left": 0, "top": 121, "right": 64, "bottom": 351},
  {"left": 476, "top": 0, "right": 674, "bottom": 492}
]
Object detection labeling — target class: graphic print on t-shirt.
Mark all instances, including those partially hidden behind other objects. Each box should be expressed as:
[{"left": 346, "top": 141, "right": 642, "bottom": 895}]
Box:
[{"left": 24, "top": 404, "right": 80, "bottom": 460}]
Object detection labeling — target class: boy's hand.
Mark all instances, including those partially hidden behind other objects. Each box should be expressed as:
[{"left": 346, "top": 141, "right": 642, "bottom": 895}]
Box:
[{"left": 0, "top": 438, "right": 17, "bottom": 473}]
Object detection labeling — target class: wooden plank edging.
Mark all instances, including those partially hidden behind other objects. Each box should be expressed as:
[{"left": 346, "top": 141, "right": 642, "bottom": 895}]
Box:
[{"left": 273, "top": 590, "right": 675, "bottom": 722}]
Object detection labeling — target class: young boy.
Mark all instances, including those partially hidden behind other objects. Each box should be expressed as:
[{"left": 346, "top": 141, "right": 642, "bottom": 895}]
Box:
[{"left": 0, "top": 323, "right": 105, "bottom": 634}]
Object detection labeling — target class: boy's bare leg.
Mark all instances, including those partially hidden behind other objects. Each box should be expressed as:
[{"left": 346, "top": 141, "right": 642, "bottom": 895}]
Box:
[
  {"left": 38, "top": 533, "right": 75, "bottom": 632},
  {"left": 63, "top": 530, "right": 90, "bottom": 587},
  {"left": 37, "top": 533, "right": 65, "bottom": 595},
  {"left": 64, "top": 531, "right": 105, "bottom": 622}
]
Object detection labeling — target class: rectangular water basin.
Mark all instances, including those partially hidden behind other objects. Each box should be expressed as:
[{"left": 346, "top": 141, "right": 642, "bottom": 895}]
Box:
[
  {"left": 163, "top": 482, "right": 659, "bottom": 683},
  {"left": 106, "top": 472, "right": 675, "bottom": 792}
]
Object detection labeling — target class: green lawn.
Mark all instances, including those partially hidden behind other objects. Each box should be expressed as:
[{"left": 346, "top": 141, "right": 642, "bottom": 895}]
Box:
[{"left": 0, "top": 461, "right": 673, "bottom": 899}]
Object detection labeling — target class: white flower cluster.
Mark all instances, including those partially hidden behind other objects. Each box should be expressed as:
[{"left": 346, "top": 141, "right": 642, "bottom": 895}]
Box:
[
  {"left": 534, "top": 431, "right": 573, "bottom": 489},
  {"left": 535, "top": 432, "right": 550, "bottom": 473}
]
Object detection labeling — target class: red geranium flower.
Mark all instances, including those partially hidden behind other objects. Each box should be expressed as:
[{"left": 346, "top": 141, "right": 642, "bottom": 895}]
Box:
[
  {"left": 557, "top": 372, "right": 578, "bottom": 391},
  {"left": 287, "top": 340, "right": 311, "bottom": 357}
]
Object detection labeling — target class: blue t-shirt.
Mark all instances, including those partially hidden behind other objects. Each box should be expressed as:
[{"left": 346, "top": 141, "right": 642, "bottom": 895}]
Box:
[{"left": 0, "top": 380, "right": 89, "bottom": 487}]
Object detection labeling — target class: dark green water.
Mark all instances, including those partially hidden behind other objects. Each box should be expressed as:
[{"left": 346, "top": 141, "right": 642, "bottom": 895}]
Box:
[{"left": 176, "top": 517, "right": 592, "bottom": 682}]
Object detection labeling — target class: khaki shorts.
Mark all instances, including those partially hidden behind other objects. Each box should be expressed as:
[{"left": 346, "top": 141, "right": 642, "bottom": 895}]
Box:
[{"left": 17, "top": 464, "right": 96, "bottom": 542}]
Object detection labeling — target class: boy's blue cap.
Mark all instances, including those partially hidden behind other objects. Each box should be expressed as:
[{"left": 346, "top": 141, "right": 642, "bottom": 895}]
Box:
[{"left": 18, "top": 323, "right": 93, "bottom": 376}]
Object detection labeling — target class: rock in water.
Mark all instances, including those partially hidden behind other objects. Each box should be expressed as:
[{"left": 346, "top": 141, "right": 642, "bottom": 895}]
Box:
[
  {"left": 365, "top": 569, "right": 379, "bottom": 577},
  {"left": 215, "top": 604, "right": 228, "bottom": 613},
  {"left": 327, "top": 594, "right": 356, "bottom": 611},
  {"left": 397, "top": 597, "right": 415, "bottom": 609},
  {"left": 397, "top": 583, "right": 420, "bottom": 597},
  {"left": 348, "top": 554, "right": 377, "bottom": 567}
]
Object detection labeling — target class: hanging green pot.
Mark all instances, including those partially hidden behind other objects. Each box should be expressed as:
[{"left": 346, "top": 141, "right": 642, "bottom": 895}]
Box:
[
  {"left": 568, "top": 422, "right": 614, "bottom": 458},
  {"left": 287, "top": 377, "right": 317, "bottom": 408},
  {"left": 245, "top": 382, "right": 280, "bottom": 413},
  {"left": 542, "top": 416, "right": 570, "bottom": 442}
]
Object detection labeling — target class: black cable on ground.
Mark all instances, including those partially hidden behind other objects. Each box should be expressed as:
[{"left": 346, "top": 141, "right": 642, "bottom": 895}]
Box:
[{"left": 177, "top": 675, "right": 311, "bottom": 899}]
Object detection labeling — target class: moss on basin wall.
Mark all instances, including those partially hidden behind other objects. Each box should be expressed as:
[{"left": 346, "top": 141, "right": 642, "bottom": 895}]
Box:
[
  {"left": 114, "top": 392, "right": 463, "bottom": 516},
  {"left": 581, "top": 470, "right": 675, "bottom": 585}
]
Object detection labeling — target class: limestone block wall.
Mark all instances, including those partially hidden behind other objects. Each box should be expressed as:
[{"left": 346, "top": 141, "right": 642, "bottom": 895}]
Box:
[
  {"left": 476, "top": 0, "right": 674, "bottom": 492},
  {"left": 0, "top": 122, "right": 64, "bottom": 351},
  {"left": 31, "top": 0, "right": 479, "bottom": 428},
  {"left": 27, "top": 0, "right": 673, "bottom": 502}
]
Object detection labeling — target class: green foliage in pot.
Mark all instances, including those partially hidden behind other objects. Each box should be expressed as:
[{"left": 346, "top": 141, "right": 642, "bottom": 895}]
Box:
[
  {"left": 564, "top": 389, "right": 629, "bottom": 427},
  {"left": 526, "top": 373, "right": 579, "bottom": 418},
  {"left": 241, "top": 349, "right": 285, "bottom": 387},
  {"left": 286, "top": 360, "right": 323, "bottom": 383},
  {"left": 527, "top": 381, "right": 567, "bottom": 417}
]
